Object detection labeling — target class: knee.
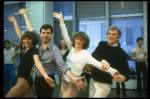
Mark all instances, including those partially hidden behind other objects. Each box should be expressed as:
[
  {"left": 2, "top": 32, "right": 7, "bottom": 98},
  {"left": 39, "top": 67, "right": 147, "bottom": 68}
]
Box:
[{"left": 22, "top": 90, "right": 31, "bottom": 98}]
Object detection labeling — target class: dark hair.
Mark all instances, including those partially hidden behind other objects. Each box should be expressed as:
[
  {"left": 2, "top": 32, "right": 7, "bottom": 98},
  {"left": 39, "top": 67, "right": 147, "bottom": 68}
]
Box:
[
  {"left": 72, "top": 31, "right": 90, "bottom": 49},
  {"left": 40, "top": 24, "right": 53, "bottom": 34},
  {"left": 4, "top": 40, "right": 11, "bottom": 45},
  {"left": 4, "top": 40, "right": 11, "bottom": 48},
  {"left": 58, "top": 39, "right": 68, "bottom": 50},
  {"left": 21, "top": 31, "right": 39, "bottom": 47},
  {"left": 136, "top": 37, "right": 143, "bottom": 42},
  {"left": 19, "top": 43, "right": 24, "bottom": 50},
  {"left": 107, "top": 26, "right": 121, "bottom": 38}
]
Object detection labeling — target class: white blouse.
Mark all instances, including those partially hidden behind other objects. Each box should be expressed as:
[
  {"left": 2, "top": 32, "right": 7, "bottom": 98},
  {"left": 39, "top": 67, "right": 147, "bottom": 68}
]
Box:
[
  {"left": 60, "top": 24, "right": 117, "bottom": 82},
  {"left": 4, "top": 47, "right": 16, "bottom": 64},
  {"left": 131, "top": 47, "right": 147, "bottom": 62}
]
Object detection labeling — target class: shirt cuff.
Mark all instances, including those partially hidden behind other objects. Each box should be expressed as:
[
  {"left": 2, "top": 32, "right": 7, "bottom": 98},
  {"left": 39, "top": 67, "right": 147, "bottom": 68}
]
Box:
[
  {"left": 64, "top": 68, "right": 71, "bottom": 75},
  {"left": 107, "top": 67, "right": 117, "bottom": 77}
]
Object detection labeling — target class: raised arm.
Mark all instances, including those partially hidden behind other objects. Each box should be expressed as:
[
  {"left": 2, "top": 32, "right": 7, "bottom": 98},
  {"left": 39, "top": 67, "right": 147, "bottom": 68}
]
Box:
[
  {"left": 53, "top": 12, "right": 72, "bottom": 50},
  {"left": 18, "top": 7, "right": 34, "bottom": 32},
  {"left": 11, "top": 42, "right": 20, "bottom": 51},
  {"left": 8, "top": 15, "right": 22, "bottom": 41}
]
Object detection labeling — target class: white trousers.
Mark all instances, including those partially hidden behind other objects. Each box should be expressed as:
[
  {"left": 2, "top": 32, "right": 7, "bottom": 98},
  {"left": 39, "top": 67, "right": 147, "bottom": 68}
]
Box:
[{"left": 89, "top": 78, "right": 111, "bottom": 98}]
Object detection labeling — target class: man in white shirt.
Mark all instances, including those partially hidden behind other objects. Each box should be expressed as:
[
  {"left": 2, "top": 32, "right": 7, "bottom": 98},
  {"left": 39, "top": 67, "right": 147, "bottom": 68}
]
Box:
[{"left": 4, "top": 40, "right": 19, "bottom": 95}]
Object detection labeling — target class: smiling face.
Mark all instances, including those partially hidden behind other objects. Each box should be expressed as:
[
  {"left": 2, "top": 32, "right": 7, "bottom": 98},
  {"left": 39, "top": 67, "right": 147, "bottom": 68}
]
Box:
[
  {"left": 60, "top": 40, "right": 66, "bottom": 48},
  {"left": 22, "top": 37, "right": 33, "bottom": 49},
  {"left": 74, "top": 36, "right": 85, "bottom": 49},
  {"left": 107, "top": 29, "right": 120, "bottom": 46},
  {"left": 40, "top": 28, "right": 52, "bottom": 44}
]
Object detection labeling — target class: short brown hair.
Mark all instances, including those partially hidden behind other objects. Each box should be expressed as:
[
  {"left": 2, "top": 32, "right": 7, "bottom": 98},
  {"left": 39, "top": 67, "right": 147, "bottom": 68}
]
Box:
[
  {"left": 21, "top": 31, "right": 39, "bottom": 47},
  {"left": 72, "top": 31, "right": 90, "bottom": 49}
]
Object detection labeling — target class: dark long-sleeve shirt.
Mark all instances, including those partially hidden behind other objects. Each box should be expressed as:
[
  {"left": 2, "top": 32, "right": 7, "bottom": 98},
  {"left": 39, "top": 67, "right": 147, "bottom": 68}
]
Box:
[{"left": 91, "top": 41, "right": 130, "bottom": 84}]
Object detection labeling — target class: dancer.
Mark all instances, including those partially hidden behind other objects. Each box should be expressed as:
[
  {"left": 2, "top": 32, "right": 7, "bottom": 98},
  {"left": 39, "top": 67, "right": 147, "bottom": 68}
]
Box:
[
  {"left": 4, "top": 40, "right": 19, "bottom": 95},
  {"left": 6, "top": 18, "right": 55, "bottom": 97},
  {"left": 90, "top": 26, "right": 130, "bottom": 98},
  {"left": 11, "top": 43, "right": 36, "bottom": 97},
  {"left": 12, "top": 7, "right": 87, "bottom": 98},
  {"left": 53, "top": 12, "right": 119, "bottom": 98},
  {"left": 131, "top": 37, "right": 148, "bottom": 95},
  {"left": 58, "top": 39, "right": 69, "bottom": 84},
  {"left": 58, "top": 39, "right": 69, "bottom": 97}
]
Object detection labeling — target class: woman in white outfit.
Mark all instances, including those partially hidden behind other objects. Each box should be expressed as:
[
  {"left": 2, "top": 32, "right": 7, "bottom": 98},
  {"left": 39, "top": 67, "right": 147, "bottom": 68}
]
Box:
[{"left": 53, "top": 12, "right": 120, "bottom": 98}]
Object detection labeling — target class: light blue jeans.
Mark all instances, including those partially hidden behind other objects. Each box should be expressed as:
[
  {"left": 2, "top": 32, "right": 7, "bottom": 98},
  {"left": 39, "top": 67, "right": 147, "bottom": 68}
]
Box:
[
  {"left": 89, "top": 78, "right": 111, "bottom": 98},
  {"left": 4, "top": 64, "right": 17, "bottom": 95}
]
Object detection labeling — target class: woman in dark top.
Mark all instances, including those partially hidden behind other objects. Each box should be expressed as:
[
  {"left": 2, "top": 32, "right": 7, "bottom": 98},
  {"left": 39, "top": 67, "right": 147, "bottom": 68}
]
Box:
[
  {"left": 58, "top": 39, "right": 69, "bottom": 84},
  {"left": 7, "top": 15, "right": 55, "bottom": 98}
]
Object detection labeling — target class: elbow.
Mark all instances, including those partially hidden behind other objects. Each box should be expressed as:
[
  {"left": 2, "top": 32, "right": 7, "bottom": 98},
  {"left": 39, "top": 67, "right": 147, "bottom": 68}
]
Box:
[{"left": 11, "top": 58, "right": 14, "bottom": 61}]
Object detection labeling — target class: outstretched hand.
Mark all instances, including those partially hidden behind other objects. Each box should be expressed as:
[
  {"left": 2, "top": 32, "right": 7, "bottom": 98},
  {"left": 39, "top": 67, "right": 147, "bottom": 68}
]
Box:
[
  {"left": 113, "top": 71, "right": 126, "bottom": 82},
  {"left": 8, "top": 15, "right": 16, "bottom": 22},
  {"left": 73, "top": 76, "right": 87, "bottom": 91},
  {"left": 44, "top": 76, "right": 55, "bottom": 88},
  {"left": 18, "top": 7, "right": 28, "bottom": 15},
  {"left": 53, "top": 12, "right": 63, "bottom": 20}
]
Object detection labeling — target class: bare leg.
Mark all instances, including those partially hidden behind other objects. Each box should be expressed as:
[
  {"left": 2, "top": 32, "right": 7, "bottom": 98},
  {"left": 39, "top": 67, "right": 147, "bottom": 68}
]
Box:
[
  {"left": 57, "top": 66, "right": 62, "bottom": 85},
  {"left": 22, "top": 89, "right": 31, "bottom": 98},
  {"left": 62, "top": 86, "right": 78, "bottom": 98},
  {"left": 5, "top": 77, "right": 31, "bottom": 98},
  {"left": 61, "top": 80, "right": 79, "bottom": 98},
  {"left": 61, "top": 83, "right": 65, "bottom": 97}
]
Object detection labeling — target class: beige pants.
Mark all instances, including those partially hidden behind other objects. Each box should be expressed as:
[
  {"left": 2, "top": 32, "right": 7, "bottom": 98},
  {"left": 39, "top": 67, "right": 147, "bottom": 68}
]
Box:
[{"left": 89, "top": 78, "right": 111, "bottom": 98}]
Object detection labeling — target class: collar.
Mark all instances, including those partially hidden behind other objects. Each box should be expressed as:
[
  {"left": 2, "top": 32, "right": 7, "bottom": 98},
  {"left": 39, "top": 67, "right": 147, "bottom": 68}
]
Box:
[
  {"left": 39, "top": 41, "right": 53, "bottom": 52},
  {"left": 107, "top": 41, "right": 118, "bottom": 47}
]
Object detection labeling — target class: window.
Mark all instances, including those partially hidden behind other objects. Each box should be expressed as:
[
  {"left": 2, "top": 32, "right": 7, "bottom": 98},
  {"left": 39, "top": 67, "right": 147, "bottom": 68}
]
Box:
[
  {"left": 53, "top": 1, "right": 73, "bottom": 20},
  {"left": 77, "top": 1, "right": 105, "bottom": 18},
  {"left": 78, "top": 20, "right": 106, "bottom": 54},
  {"left": 110, "top": 1, "right": 143, "bottom": 15},
  {"left": 110, "top": 17, "right": 144, "bottom": 70},
  {"left": 4, "top": 2, "right": 25, "bottom": 43},
  {"left": 126, "top": 27, "right": 134, "bottom": 45}
]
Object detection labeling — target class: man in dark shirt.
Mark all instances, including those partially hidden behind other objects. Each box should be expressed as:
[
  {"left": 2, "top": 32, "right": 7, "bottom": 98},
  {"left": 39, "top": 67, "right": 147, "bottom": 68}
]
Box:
[{"left": 89, "top": 26, "right": 130, "bottom": 98}]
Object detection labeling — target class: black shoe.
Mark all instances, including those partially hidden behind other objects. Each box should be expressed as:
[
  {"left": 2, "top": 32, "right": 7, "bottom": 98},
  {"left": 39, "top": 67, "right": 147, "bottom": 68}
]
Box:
[
  {"left": 142, "top": 92, "right": 148, "bottom": 98},
  {"left": 137, "top": 92, "right": 142, "bottom": 98}
]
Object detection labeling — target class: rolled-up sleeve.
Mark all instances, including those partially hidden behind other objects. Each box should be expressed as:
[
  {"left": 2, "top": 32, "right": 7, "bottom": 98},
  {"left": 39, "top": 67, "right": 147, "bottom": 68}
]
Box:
[{"left": 53, "top": 47, "right": 71, "bottom": 74}]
